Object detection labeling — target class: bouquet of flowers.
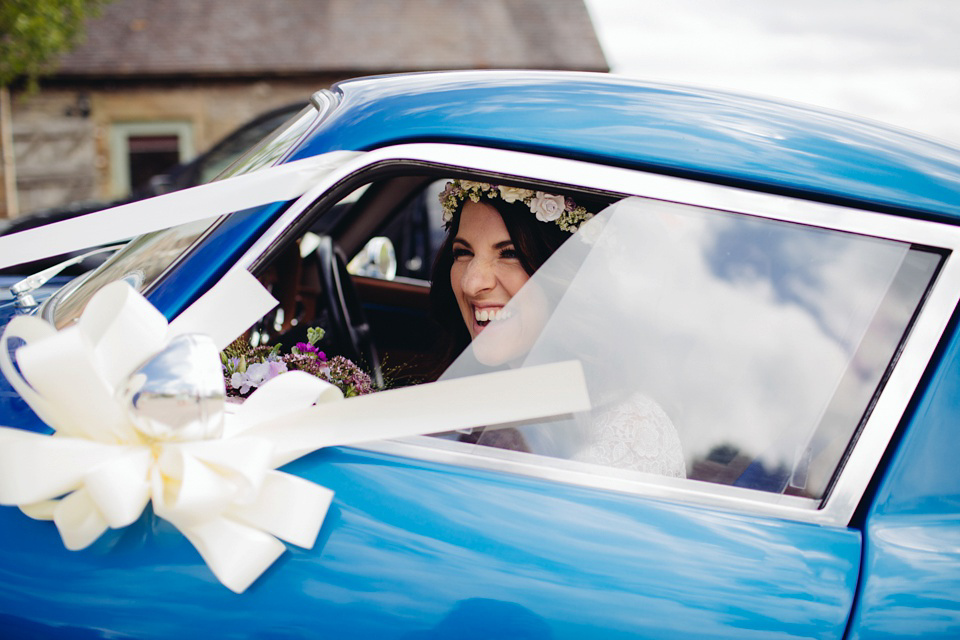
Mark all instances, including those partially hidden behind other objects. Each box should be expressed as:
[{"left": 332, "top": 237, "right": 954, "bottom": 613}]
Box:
[{"left": 221, "top": 327, "right": 375, "bottom": 398}]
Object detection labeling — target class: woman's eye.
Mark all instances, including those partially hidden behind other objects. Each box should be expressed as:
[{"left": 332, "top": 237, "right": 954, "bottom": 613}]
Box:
[
  {"left": 452, "top": 247, "right": 472, "bottom": 260},
  {"left": 500, "top": 247, "right": 519, "bottom": 259}
]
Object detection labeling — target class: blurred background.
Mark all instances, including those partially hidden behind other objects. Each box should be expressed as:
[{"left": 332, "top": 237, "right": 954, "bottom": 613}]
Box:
[
  {"left": 1, "top": 0, "right": 957, "bottom": 224},
  {"left": 587, "top": 0, "right": 960, "bottom": 146}
]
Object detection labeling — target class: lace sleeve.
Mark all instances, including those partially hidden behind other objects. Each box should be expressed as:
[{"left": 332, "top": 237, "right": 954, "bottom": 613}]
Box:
[{"left": 570, "top": 394, "right": 686, "bottom": 478}]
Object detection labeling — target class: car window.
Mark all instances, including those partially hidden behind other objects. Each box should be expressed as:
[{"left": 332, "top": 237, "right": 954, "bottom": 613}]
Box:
[
  {"left": 249, "top": 166, "right": 940, "bottom": 508},
  {"left": 439, "top": 195, "right": 939, "bottom": 501}
]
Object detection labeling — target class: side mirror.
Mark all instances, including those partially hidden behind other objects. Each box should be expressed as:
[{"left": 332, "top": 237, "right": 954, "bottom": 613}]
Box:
[{"left": 347, "top": 236, "right": 397, "bottom": 281}]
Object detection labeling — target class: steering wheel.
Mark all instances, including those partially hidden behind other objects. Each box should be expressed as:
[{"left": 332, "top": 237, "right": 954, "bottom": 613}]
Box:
[{"left": 315, "top": 236, "right": 383, "bottom": 388}]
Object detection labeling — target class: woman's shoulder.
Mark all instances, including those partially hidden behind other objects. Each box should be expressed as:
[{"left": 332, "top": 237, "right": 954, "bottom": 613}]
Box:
[
  {"left": 572, "top": 392, "right": 687, "bottom": 478},
  {"left": 600, "top": 392, "right": 674, "bottom": 426}
]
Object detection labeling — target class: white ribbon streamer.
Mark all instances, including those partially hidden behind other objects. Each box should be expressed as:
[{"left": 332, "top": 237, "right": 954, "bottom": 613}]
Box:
[
  {"left": 0, "top": 151, "right": 361, "bottom": 272},
  {"left": 0, "top": 281, "right": 590, "bottom": 593},
  {"left": 169, "top": 267, "right": 282, "bottom": 350}
]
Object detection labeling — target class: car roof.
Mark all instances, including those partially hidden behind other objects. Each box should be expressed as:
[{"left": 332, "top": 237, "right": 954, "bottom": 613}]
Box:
[{"left": 289, "top": 70, "right": 960, "bottom": 223}]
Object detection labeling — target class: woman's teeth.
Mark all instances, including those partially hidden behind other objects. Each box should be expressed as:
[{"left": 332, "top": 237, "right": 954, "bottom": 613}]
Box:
[{"left": 475, "top": 308, "right": 512, "bottom": 324}]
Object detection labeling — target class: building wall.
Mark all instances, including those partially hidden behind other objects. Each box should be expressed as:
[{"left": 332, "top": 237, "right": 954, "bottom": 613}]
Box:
[{"left": 3, "top": 76, "right": 342, "bottom": 218}]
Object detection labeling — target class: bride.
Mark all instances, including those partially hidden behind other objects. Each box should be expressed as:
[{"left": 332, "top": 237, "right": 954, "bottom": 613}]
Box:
[{"left": 429, "top": 179, "right": 686, "bottom": 479}]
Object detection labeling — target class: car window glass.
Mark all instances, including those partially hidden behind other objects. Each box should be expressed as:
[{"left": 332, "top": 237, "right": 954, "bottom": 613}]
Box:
[
  {"left": 49, "top": 218, "right": 215, "bottom": 328},
  {"left": 304, "top": 172, "right": 938, "bottom": 500},
  {"left": 211, "top": 106, "right": 317, "bottom": 182},
  {"left": 197, "top": 106, "right": 308, "bottom": 184},
  {"left": 438, "top": 195, "right": 940, "bottom": 499}
]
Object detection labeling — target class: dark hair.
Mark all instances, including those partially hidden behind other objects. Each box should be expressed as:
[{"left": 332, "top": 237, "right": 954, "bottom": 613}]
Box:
[{"left": 429, "top": 193, "right": 570, "bottom": 370}]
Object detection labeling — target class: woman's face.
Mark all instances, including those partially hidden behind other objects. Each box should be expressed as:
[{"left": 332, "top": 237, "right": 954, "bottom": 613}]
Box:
[{"left": 450, "top": 201, "right": 531, "bottom": 341}]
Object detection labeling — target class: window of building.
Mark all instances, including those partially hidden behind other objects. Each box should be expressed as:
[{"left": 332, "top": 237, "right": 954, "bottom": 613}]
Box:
[{"left": 109, "top": 122, "right": 193, "bottom": 196}]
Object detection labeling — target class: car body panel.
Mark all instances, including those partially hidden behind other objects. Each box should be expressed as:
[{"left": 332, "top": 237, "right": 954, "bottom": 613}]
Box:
[
  {"left": 847, "top": 315, "right": 960, "bottom": 638},
  {"left": 0, "top": 444, "right": 860, "bottom": 639},
  {"left": 294, "top": 71, "right": 960, "bottom": 221},
  {"left": 0, "top": 280, "right": 71, "bottom": 437}
]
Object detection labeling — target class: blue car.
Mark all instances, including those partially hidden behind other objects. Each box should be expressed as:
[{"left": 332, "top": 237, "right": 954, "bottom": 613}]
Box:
[{"left": 2, "top": 70, "right": 960, "bottom": 639}]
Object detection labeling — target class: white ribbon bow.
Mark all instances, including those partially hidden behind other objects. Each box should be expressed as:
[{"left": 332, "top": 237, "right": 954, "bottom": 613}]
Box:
[
  {"left": 0, "top": 281, "right": 341, "bottom": 592},
  {"left": 0, "top": 281, "right": 590, "bottom": 593}
]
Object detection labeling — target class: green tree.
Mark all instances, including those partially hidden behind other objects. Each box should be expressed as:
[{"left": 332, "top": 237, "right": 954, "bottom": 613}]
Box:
[
  {"left": 0, "top": 0, "right": 109, "bottom": 217},
  {"left": 0, "top": 0, "right": 110, "bottom": 88}
]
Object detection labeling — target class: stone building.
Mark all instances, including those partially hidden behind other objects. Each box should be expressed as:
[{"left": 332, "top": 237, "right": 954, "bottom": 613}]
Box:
[{"left": 0, "top": 0, "right": 608, "bottom": 218}]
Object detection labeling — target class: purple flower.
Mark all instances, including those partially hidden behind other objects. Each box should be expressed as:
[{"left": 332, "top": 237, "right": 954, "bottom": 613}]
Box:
[{"left": 295, "top": 342, "right": 327, "bottom": 361}]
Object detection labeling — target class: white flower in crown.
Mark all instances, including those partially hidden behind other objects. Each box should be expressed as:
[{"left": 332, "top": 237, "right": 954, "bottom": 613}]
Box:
[
  {"left": 458, "top": 180, "right": 487, "bottom": 191},
  {"left": 438, "top": 179, "right": 596, "bottom": 233},
  {"left": 575, "top": 212, "right": 603, "bottom": 244},
  {"left": 459, "top": 180, "right": 493, "bottom": 203},
  {"left": 530, "top": 192, "right": 566, "bottom": 222},
  {"left": 498, "top": 185, "right": 535, "bottom": 204}
]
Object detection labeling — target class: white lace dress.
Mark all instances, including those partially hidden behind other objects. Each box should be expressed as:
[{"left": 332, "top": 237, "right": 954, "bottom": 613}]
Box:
[{"left": 569, "top": 393, "right": 686, "bottom": 478}]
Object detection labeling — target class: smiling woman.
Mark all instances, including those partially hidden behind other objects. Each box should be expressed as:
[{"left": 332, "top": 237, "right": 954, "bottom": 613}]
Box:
[
  {"left": 426, "top": 179, "right": 686, "bottom": 476},
  {"left": 430, "top": 180, "right": 577, "bottom": 367},
  {"left": 451, "top": 201, "right": 532, "bottom": 346}
]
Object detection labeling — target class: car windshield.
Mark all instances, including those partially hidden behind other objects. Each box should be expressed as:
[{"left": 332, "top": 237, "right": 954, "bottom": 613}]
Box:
[
  {"left": 47, "top": 106, "right": 319, "bottom": 328},
  {"left": 440, "top": 195, "right": 940, "bottom": 498}
]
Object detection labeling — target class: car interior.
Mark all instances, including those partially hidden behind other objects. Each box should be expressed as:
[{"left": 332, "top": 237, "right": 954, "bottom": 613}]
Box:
[
  {"left": 248, "top": 173, "right": 449, "bottom": 388},
  {"left": 247, "top": 169, "right": 617, "bottom": 388}
]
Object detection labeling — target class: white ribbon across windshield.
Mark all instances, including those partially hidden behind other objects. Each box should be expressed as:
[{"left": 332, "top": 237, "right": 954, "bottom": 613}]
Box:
[
  {"left": 441, "top": 196, "right": 910, "bottom": 492},
  {"left": 0, "top": 151, "right": 360, "bottom": 272}
]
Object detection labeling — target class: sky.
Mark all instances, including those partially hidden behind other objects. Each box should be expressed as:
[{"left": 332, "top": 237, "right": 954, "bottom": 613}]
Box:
[{"left": 583, "top": 0, "right": 960, "bottom": 147}]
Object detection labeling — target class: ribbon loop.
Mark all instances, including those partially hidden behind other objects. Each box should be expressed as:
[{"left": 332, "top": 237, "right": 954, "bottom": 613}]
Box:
[
  {"left": 228, "top": 471, "right": 334, "bottom": 549},
  {"left": 175, "top": 516, "right": 287, "bottom": 594},
  {"left": 85, "top": 448, "right": 152, "bottom": 528},
  {"left": 54, "top": 488, "right": 110, "bottom": 551}
]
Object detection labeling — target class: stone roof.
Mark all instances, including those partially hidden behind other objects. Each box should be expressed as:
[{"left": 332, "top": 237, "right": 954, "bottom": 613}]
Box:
[{"left": 55, "top": 0, "right": 609, "bottom": 78}]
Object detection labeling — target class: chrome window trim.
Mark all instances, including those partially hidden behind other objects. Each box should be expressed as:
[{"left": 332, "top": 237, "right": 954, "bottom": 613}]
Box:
[{"left": 233, "top": 143, "right": 960, "bottom": 528}]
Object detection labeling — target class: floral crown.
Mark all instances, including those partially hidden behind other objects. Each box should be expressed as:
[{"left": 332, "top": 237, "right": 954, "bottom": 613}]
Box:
[{"left": 438, "top": 180, "right": 594, "bottom": 233}]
